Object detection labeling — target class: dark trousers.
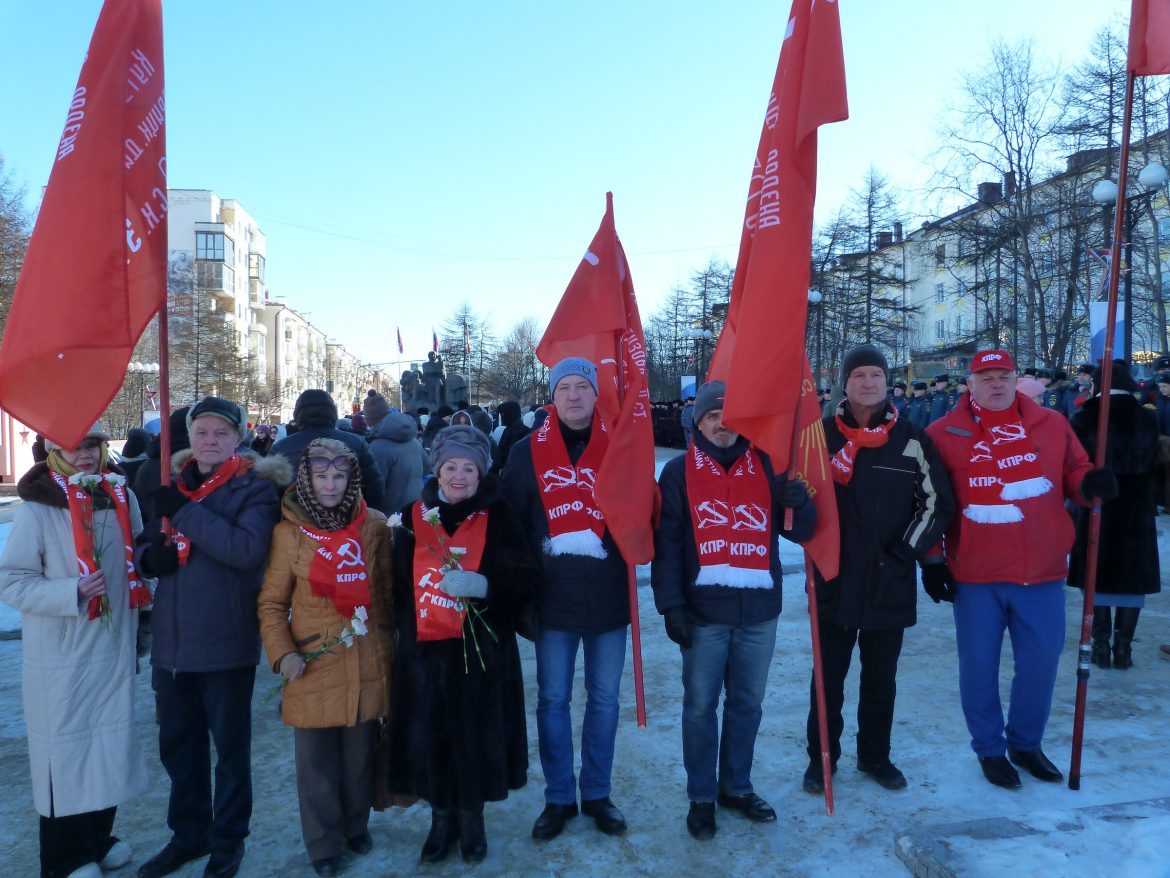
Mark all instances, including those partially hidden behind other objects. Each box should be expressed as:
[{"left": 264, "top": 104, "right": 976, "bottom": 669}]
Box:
[
  {"left": 294, "top": 722, "right": 378, "bottom": 861},
  {"left": 806, "top": 623, "right": 904, "bottom": 766},
  {"left": 154, "top": 666, "right": 256, "bottom": 854},
  {"left": 39, "top": 804, "right": 116, "bottom": 878}
]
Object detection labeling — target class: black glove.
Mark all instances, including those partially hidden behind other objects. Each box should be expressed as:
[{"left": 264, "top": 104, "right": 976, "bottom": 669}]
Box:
[
  {"left": 150, "top": 484, "right": 190, "bottom": 519},
  {"left": 1081, "top": 467, "right": 1119, "bottom": 502},
  {"left": 663, "top": 606, "right": 693, "bottom": 650},
  {"left": 920, "top": 563, "right": 955, "bottom": 604},
  {"left": 141, "top": 531, "right": 180, "bottom": 577},
  {"left": 776, "top": 478, "right": 809, "bottom": 509}
]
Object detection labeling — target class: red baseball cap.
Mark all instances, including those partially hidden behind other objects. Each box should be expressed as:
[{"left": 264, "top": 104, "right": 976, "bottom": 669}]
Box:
[{"left": 970, "top": 349, "right": 1017, "bottom": 373}]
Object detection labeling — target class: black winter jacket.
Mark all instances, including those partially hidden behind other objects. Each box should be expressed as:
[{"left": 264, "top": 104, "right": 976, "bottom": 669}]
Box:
[
  {"left": 140, "top": 450, "right": 288, "bottom": 672},
  {"left": 500, "top": 420, "right": 631, "bottom": 635},
  {"left": 651, "top": 436, "right": 816, "bottom": 626},
  {"left": 814, "top": 405, "right": 955, "bottom": 630},
  {"left": 1068, "top": 394, "right": 1161, "bottom": 595}
]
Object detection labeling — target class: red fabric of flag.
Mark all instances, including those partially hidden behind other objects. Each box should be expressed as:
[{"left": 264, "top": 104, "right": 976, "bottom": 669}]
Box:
[
  {"left": 537, "top": 193, "right": 658, "bottom": 564},
  {"left": 0, "top": 0, "right": 167, "bottom": 450},
  {"left": 706, "top": 0, "right": 847, "bottom": 579},
  {"left": 432, "top": 329, "right": 439, "bottom": 352},
  {"left": 1129, "top": 0, "right": 1170, "bottom": 75},
  {"left": 464, "top": 323, "right": 472, "bottom": 355}
]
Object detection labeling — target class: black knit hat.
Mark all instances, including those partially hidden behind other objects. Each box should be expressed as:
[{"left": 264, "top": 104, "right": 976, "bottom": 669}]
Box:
[
  {"left": 840, "top": 344, "right": 889, "bottom": 385},
  {"left": 693, "top": 381, "right": 727, "bottom": 424},
  {"left": 293, "top": 389, "right": 339, "bottom": 427},
  {"left": 1092, "top": 360, "right": 1138, "bottom": 394}
]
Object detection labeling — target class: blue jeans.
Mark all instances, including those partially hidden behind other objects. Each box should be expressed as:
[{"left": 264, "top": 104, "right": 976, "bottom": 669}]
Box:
[
  {"left": 535, "top": 627, "right": 626, "bottom": 804},
  {"left": 681, "top": 617, "right": 777, "bottom": 802},
  {"left": 953, "top": 580, "right": 1065, "bottom": 757}
]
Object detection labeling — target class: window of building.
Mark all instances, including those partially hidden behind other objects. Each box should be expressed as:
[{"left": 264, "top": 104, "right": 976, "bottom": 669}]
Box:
[
  {"left": 195, "top": 230, "right": 224, "bottom": 261},
  {"left": 1158, "top": 217, "right": 1170, "bottom": 239},
  {"left": 249, "top": 252, "right": 266, "bottom": 281},
  {"left": 935, "top": 283, "right": 946, "bottom": 304},
  {"left": 935, "top": 244, "right": 946, "bottom": 265},
  {"left": 224, "top": 235, "right": 235, "bottom": 267},
  {"left": 935, "top": 319, "right": 946, "bottom": 340},
  {"left": 955, "top": 314, "right": 964, "bottom": 335}
]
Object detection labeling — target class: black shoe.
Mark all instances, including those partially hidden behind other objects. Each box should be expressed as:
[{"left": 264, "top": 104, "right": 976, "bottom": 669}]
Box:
[
  {"left": 460, "top": 810, "right": 487, "bottom": 864},
  {"left": 346, "top": 830, "right": 373, "bottom": 855},
  {"left": 1007, "top": 747, "right": 1063, "bottom": 782},
  {"left": 801, "top": 761, "right": 837, "bottom": 794},
  {"left": 686, "top": 802, "right": 716, "bottom": 840},
  {"left": 138, "top": 842, "right": 211, "bottom": 878},
  {"left": 311, "top": 857, "right": 340, "bottom": 877},
  {"left": 716, "top": 791, "right": 777, "bottom": 823},
  {"left": 581, "top": 797, "right": 627, "bottom": 836},
  {"left": 1091, "top": 639, "right": 1112, "bottom": 668},
  {"left": 531, "top": 802, "right": 578, "bottom": 841},
  {"left": 420, "top": 809, "right": 458, "bottom": 863},
  {"left": 203, "top": 842, "right": 245, "bottom": 878},
  {"left": 979, "top": 755, "right": 1022, "bottom": 789},
  {"left": 857, "top": 758, "right": 908, "bottom": 790}
]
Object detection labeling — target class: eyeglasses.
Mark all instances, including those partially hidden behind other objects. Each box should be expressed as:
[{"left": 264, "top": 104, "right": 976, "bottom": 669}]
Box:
[{"left": 308, "top": 455, "right": 353, "bottom": 473}]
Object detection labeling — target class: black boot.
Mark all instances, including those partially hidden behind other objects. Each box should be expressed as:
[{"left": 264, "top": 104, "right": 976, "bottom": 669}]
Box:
[
  {"left": 459, "top": 809, "right": 487, "bottom": 864},
  {"left": 1091, "top": 606, "right": 1112, "bottom": 669},
  {"left": 420, "top": 808, "right": 457, "bottom": 864},
  {"left": 1113, "top": 607, "right": 1140, "bottom": 670}
]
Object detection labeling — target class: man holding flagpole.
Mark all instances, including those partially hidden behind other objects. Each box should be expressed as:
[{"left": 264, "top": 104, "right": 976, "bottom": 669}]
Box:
[{"left": 502, "top": 358, "right": 634, "bottom": 841}]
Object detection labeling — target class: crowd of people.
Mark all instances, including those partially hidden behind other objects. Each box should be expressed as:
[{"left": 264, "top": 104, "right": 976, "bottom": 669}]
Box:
[{"left": 0, "top": 346, "right": 1166, "bottom": 877}]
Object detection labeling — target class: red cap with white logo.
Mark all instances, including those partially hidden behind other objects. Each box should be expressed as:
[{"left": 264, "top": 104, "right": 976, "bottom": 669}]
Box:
[{"left": 970, "top": 349, "right": 1017, "bottom": 373}]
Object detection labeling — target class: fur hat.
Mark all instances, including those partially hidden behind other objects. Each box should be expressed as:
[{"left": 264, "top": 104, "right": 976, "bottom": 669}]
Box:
[
  {"left": 550, "top": 357, "right": 599, "bottom": 396},
  {"left": 43, "top": 421, "right": 111, "bottom": 452},
  {"left": 840, "top": 344, "right": 889, "bottom": 385},
  {"left": 187, "top": 396, "right": 246, "bottom": 442},
  {"left": 429, "top": 424, "right": 491, "bottom": 475}
]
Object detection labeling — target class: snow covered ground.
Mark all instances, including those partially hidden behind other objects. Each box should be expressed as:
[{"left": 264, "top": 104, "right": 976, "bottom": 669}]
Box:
[{"left": 1, "top": 454, "right": 1169, "bottom": 876}]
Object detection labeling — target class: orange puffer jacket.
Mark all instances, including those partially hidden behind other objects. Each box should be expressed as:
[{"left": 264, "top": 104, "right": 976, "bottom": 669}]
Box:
[{"left": 258, "top": 491, "right": 394, "bottom": 729}]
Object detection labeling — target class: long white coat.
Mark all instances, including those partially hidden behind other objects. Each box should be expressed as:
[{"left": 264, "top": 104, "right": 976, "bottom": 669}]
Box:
[{"left": 0, "top": 488, "right": 149, "bottom": 817}]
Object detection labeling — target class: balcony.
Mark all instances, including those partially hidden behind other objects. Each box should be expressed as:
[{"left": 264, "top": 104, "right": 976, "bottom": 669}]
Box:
[
  {"left": 196, "top": 260, "right": 235, "bottom": 303},
  {"left": 248, "top": 278, "right": 266, "bottom": 310}
]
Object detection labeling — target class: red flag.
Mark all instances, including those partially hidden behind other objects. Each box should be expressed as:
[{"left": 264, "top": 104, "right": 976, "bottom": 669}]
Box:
[
  {"left": 397, "top": 326, "right": 404, "bottom": 355},
  {"left": 537, "top": 193, "right": 658, "bottom": 564},
  {"left": 0, "top": 0, "right": 167, "bottom": 450},
  {"left": 706, "top": 0, "right": 846, "bottom": 578},
  {"left": 1129, "top": 0, "right": 1170, "bottom": 75},
  {"left": 432, "top": 329, "right": 439, "bottom": 352},
  {"left": 464, "top": 322, "right": 472, "bottom": 355}
]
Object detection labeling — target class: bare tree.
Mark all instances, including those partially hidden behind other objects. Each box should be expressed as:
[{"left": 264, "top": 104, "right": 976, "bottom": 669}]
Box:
[
  {"left": 482, "top": 317, "right": 545, "bottom": 404},
  {"left": 0, "top": 156, "right": 31, "bottom": 337}
]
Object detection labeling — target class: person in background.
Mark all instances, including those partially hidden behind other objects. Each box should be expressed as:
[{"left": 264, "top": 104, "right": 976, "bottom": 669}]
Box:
[
  {"left": 491, "top": 401, "right": 529, "bottom": 474},
  {"left": 250, "top": 424, "right": 275, "bottom": 457},
  {"left": 904, "top": 381, "right": 930, "bottom": 429},
  {"left": 134, "top": 407, "right": 190, "bottom": 522},
  {"left": 258, "top": 440, "right": 393, "bottom": 877},
  {"left": 0, "top": 423, "right": 149, "bottom": 878},
  {"left": 363, "top": 393, "right": 426, "bottom": 516},
  {"left": 120, "top": 427, "right": 152, "bottom": 488},
  {"left": 1014, "top": 376, "right": 1047, "bottom": 405},
  {"left": 1068, "top": 363, "right": 1160, "bottom": 670}
]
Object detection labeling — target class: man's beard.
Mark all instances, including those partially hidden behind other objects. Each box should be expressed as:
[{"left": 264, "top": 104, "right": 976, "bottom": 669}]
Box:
[{"left": 709, "top": 430, "right": 738, "bottom": 449}]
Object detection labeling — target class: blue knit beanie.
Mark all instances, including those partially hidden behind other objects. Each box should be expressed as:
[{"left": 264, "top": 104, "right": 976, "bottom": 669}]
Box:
[{"left": 549, "top": 357, "right": 599, "bottom": 395}]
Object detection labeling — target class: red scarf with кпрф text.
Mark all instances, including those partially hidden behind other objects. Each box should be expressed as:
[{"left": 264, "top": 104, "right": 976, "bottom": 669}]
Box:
[{"left": 960, "top": 394, "right": 1051, "bottom": 524}]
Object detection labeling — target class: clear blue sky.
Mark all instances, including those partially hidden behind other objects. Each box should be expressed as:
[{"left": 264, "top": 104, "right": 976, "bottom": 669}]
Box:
[{"left": 0, "top": 0, "right": 1132, "bottom": 366}]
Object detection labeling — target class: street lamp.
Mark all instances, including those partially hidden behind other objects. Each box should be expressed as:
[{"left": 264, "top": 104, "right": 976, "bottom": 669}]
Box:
[
  {"left": 1091, "top": 161, "right": 1170, "bottom": 362},
  {"left": 682, "top": 328, "right": 713, "bottom": 384},
  {"left": 127, "top": 361, "right": 160, "bottom": 430},
  {"left": 807, "top": 290, "right": 824, "bottom": 387}
]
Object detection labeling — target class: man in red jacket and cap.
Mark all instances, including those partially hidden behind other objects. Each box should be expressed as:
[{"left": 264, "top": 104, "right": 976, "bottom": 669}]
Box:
[{"left": 925, "top": 350, "right": 1117, "bottom": 790}]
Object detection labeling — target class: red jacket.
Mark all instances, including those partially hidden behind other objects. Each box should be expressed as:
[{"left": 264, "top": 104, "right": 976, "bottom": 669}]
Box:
[{"left": 926, "top": 394, "right": 1093, "bottom": 585}]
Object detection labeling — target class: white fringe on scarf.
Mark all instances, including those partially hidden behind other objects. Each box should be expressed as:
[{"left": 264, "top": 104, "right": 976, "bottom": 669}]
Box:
[
  {"left": 543, "top": 530, "right": 608, "bottom": 559},
  {"left": 694, "top": 564, "right": 773, "bottom": 589},
  {"left": 962, "top": 503, "right": 1025, "bottom": 524},
  {"left": 999, "top": 476, "right": 1053, "bottom": 501}
]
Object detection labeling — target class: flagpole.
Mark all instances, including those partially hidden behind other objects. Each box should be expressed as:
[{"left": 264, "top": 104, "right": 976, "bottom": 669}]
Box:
[
  {"left": 157, "top": 302, "right": 172, "bottom": 491},
  {"left": 1068, "top": 66, "right": 1134, "bottom": 791},
  {"left": 617, "top": 330, "right": 648, "bottom": 728},
  {"left": 804, "top": 558, "right": 834, "bottom": 815}
]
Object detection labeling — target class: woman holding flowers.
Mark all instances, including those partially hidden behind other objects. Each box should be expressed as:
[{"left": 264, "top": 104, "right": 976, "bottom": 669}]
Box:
[
  {"left": 386, "top": 424, "right": 537, "bottom": 865},
  {"left": 257, "top": 438, "right": 394, "bottom": 878},
  {"left": 0, "top": 422, "right": 150, "bottom": 878}
]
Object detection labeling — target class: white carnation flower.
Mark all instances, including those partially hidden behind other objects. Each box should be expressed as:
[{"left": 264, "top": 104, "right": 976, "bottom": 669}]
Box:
[{"left": 387, "top": 513, "right": 403, "bottom": 528}]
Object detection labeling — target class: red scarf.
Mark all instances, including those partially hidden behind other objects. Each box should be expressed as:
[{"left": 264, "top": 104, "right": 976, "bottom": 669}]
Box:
[
  {"left": 830, "top": 402, "right": 898, "bottom": 485},
  {"left": 684, "top": 443, "right": 773, "bottom": 588},
  {"left": 961, "top": 394, "right": 1051, "bottom": 524},
  {"left": 529, "top": 406, "right": 608, "bottom": 558},
  {"left": 411, "top": 500, "right": 489, "bottom": 642},
  {"left": 52, "top": 470, "right": 152, "bottom": 620},
  {"left": 299, "top": 502, "right": 370, "bottom": 620},
  {"left": 171, "top": 453, "right": 252, "bottom": 565}
]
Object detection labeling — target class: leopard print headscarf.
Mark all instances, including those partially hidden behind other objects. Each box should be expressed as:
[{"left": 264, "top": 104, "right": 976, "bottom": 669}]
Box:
[{"left": 295, "top": 438, "right": 362, "bottom": 531}]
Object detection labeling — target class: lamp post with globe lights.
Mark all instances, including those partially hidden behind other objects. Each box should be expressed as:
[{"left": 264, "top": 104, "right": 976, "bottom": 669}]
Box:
[{"left": 127, "top": 361, "right": 160, "bottom": 431}]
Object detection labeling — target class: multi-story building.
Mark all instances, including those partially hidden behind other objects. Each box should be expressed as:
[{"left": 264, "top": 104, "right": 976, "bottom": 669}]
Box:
[{"left": 261, "top": 297, "right": 327, "bottom": 423}]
